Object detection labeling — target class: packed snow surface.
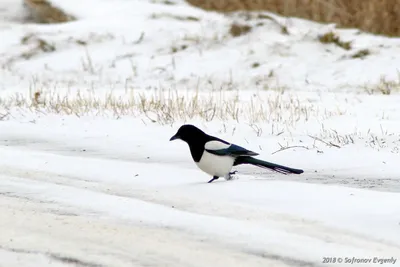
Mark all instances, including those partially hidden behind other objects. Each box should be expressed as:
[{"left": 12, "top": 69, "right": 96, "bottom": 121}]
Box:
[{"left": 1, "top": 0, "right": 400, "bottom": 266}]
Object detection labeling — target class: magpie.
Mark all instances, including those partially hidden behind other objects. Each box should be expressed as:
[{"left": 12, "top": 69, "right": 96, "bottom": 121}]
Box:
[{"left": 170, "top": 124, "right": 304, "bottom": 183}]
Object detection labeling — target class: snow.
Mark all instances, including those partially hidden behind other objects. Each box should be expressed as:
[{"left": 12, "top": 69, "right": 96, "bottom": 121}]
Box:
[
  {"left": 0, "top": 116, "right": 400, "bottom": 266},
  {"left": 1, "top": 0, "right": 400, "bottom": 266}
]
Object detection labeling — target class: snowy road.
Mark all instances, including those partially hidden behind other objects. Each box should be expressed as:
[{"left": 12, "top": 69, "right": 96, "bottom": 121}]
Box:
[{"left": 0, "top": 125, "right": 399, "bottom": 267}]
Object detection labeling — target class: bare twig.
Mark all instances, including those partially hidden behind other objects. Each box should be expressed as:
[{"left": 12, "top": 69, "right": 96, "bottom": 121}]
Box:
[
  {"left": 143, "top": 112, "right": 157, "bottom": 123},
  {"left": 308, "top": 135, "right": 341, "bottom": 148},
  {"left": 134, "top": 32, "right": 145, "bottom": 44},
  {"left": 0, "top": 112, "right": 9, "bottom": 120},
  {"left": 272, "top": 145, "right": 309, "bottom": 155}
]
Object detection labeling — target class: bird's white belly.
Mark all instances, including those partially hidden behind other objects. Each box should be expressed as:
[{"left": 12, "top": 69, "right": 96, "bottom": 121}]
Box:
[{"left": 195, "top": 151, "right": 235, "bottom": 177}]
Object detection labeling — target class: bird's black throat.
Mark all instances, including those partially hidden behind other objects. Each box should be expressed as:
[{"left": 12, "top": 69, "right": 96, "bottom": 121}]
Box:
[{"left": 186, "top": 136, "right": 207, "bottom": 162}]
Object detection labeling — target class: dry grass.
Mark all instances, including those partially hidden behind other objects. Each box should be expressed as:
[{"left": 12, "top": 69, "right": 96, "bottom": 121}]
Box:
[
  {"left": 318, "top": 31, "right": 351, "bottom": 50},
  {"left": 186, "top": 0, "right": 400, "bottom": 37},
  {"left": 20, "top": 33, "right": 56, "bottom": 59},
  {"left": 150, "top": 13, "right": 200, "bottom": 21},
  {"left": 2, "top": 83, "right": 398, "bottom": 150},
  {"left": 318, "top": 125, "right": 398, "bottom": 150},
  {"left": 24, "top": 0, "right": 75, "bottom": 23},
  {"left": 229, "top": 23, "right": 252, "bottom": 37},
  {"left": 362, "top": 75, "right": 400, "bottom": 95},
  {"left": 350, "top": 49, "right": 371, "bottom": 59},
  {"left": 0, "top": 89, "right": 333, "bottom": 127},
  {"left": 3, "top": 32, "right": 115, "bottom": 68},
  {"left": 2, "top": 89, "right": 397, "bottom": 150}
]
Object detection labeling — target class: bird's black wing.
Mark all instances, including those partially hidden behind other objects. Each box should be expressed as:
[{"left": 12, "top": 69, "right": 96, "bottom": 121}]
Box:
[{"left": 204, "top": 140, "right": 258, "bottom": 157}]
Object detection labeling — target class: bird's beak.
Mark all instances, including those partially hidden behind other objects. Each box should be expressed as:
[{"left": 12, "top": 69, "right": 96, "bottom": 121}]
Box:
[{"left": 169, "top": 134, "right": 179, "bottom": 141}]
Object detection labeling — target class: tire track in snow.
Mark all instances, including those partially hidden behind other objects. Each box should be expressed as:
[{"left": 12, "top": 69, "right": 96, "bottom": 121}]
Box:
[
  {"left": 0, "top": 195, "right": 281, "bottom": 267},
  {"left": 0, "top": 245, "right": 103, "bottom": 267},
  {"left": 0, "top": 179, "right": 319, "bottom": 267}
]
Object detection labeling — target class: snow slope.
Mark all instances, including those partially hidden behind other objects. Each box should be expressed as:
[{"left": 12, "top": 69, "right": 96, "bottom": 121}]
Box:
[
  {"left": 1, "top": 0, "right": 400, "bottom": 266},
  {"left": 1, "top": 0, "right": 400, "bottom": 93}
]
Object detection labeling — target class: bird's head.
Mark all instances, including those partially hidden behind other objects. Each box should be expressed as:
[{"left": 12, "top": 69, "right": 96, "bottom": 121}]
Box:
[{"left": 169, "top": 124, "right": 206, "bottom": 143}]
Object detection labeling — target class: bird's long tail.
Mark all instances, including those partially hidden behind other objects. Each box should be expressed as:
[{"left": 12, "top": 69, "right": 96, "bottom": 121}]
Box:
[{"left": 234, "top": 156, "right": 304, "bottom": 174}]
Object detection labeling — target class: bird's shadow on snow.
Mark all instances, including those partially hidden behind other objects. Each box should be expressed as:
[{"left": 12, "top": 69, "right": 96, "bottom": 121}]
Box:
[{"left": 185, "top": 173, "right": 277, "bottom": 186}]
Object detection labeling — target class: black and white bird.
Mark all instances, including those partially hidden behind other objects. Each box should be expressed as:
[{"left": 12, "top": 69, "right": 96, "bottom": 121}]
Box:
[{"left": 170, "top": 124, "right": 304, "bottom": 183}]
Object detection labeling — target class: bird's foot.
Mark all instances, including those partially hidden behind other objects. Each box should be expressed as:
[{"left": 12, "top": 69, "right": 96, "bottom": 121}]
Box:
[
  {"left": 207, "top": 176, "right": 219, "bottom": 183},
  {"left": 225, "top": 170, "right": 238, "bottom": 181}
]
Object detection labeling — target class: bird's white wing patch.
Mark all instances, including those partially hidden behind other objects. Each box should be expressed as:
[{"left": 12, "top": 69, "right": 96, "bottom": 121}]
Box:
[{"left": 204, "top": 140, "right": 230, "bottom": 151}]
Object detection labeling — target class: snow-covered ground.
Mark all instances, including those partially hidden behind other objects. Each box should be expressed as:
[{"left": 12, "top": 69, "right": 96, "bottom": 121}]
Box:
[{"left": 1, "top": 0, "right": 400, "bottom": 266}]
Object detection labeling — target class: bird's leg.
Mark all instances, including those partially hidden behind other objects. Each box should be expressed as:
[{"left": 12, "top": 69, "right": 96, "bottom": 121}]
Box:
[
  {"left": 208, "top": 176, "right": 219, "bottom": 183},
  {"left": 229, "top": 170, "right": 238, "bottom": 175}
]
